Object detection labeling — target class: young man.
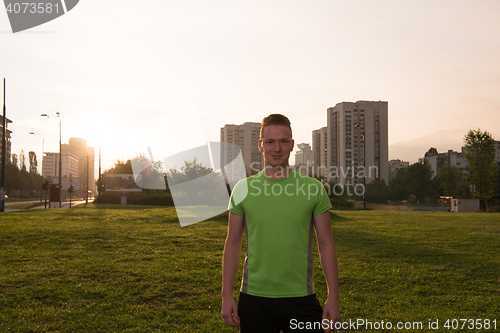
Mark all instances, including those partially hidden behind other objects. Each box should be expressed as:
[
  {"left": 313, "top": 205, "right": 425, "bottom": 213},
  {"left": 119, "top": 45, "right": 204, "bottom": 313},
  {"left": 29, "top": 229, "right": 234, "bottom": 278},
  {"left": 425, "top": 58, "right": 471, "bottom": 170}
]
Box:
[{"left": 221, "top": 114, "right": 340, "bottom": 333}]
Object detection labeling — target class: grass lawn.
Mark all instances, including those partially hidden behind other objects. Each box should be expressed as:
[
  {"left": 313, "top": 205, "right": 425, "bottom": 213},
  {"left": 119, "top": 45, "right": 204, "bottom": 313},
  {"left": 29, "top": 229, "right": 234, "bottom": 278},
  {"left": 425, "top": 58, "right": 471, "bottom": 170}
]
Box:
[{"left": 0, "top": 206, "right": 498, "bottom": 332}]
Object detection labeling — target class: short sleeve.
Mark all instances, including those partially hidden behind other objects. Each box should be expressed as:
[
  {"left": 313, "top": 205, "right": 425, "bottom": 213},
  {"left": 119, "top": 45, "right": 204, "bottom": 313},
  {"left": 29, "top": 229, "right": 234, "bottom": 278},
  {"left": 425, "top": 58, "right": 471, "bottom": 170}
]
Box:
[
  {"left": 313, "top": 182, "right": 332, "bottom": 215},
  {"left": 227, "top": 179, "right": 247, "bottom": 215}
]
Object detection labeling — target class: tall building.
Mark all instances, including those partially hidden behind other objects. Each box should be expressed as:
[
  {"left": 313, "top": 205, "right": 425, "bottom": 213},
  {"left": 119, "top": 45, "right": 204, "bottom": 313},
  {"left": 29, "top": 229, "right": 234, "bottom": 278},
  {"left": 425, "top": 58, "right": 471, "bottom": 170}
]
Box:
[
  {"left": 388, "top": 159, "right": 409, "bottom": 182},
  {"left": 294, "top": 143, "right": 313, "bottom": 175},
  {"left": 42, "top": 152, "right": 79, "bottom": 180},
  {"left": 424, "top": 149, "right": 468, "bottom": 178},
  {"left": 327, "top": 101, "right": 388, "bottom": 185},
  {"left": 0, "top": 115, "right": 12, "bottom": 167},
  {"left": 221, "top": 122, "right": 263, "bottom": 176},
  {"left": 62, "top": 138, "right": 96, "bottom": 194},
  {"left": 312, "top": 127, "right": 328, "bottom": 178}
]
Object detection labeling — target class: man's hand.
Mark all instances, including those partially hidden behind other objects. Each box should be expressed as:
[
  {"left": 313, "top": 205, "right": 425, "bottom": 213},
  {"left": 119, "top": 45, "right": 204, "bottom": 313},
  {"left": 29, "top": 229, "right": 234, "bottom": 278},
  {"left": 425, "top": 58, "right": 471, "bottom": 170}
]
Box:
[
  {"left": 221, "top": 212, "right": 244, "bottom": 326},
  {"left": 322, "top": 297, "right": 340, "bottom": 332},
  {"left": 221, "top": 295, "right": 239, "bottom": 327},
  {"left": 314, "top": 211, "right": 341, "bottom": 332}
]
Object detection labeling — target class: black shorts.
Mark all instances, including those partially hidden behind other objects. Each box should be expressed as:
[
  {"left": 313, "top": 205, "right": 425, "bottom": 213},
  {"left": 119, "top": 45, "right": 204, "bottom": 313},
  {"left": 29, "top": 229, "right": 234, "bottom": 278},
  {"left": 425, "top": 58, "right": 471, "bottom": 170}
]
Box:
[{"left": 238, "top": 292, "right": 324, "bottom": 333}]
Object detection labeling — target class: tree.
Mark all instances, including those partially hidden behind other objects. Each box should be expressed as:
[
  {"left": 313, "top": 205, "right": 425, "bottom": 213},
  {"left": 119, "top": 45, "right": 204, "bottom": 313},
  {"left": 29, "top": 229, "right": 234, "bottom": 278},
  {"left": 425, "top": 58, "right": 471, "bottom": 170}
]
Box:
[
  {"left": 166, "top": 157, "right": 225, "bottom": 204},
  {"left": 5, "top": 158, "right": 43, "bottom": 197},
  {"left": 94, "top": 155, "right": 173, "bottom": 206},
  {"left": 11, "top": 154, "right": 18, "bottom": 169},
  {"left": 324, "top": 181, "right": 354, "bottom": 209},
  {"left": 19, "top": 150, "right": 26, "bottom": 171},
  {"left": 425, "top": 147, "right": 439, "bottom": 157},
  {"left": 365, "top": 179, "right": 388, "bottom": 203},
  {"left": 106, "top": 159, "right": 133, "bottom": 174},
  {"left": 5, "top": 161, "right": 20, "bottom": 193},
  {"left": 388, "top": 168, "right": 408, "bottom": 201},
  {"left": 436, "top": 165, "right": 465, "bottom": 196},
  {"left": 167, "top": 158, "right": 213, "bottom": 184},
  {"left": 130, "top": 154, "right": 166, "bottom": 189},
  {"left": 29, "top": 151, "right": 38, "bottom": 174},
  {"left": 494, "top": 163, "right": 500, "bottom": 198},
  {"left": 463, "top": 129, "right": 499, "bottom": 196},
  {"left": 402, "top": 161, "right": 437, "bottom": 202},
  {"left": 98, "top": 155, "right": 165, "bottom": 189}
]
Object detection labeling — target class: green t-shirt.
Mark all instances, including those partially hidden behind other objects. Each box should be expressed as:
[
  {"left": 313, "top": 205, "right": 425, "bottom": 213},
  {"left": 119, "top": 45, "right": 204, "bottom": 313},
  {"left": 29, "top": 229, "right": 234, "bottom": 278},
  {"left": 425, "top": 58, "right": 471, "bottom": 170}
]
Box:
[{"left": 228, "top": 169, "right": 332, "bottom": 298}]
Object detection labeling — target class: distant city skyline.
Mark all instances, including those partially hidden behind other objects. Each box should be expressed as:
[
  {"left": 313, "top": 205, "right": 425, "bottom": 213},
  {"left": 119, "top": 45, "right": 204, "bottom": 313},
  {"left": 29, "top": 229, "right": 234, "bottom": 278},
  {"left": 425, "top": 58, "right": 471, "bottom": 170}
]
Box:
[{"left": 2, "top": 1, "right": 500, "bottom": 176}]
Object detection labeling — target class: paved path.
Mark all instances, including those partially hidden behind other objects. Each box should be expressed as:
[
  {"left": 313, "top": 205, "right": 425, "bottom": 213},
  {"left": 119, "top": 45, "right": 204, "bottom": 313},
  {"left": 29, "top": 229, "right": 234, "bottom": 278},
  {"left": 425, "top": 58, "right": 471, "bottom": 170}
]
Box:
[
  {"left": 4, "top": 200, "right": 41, "bottom": 206},
  {"left": 4, "top": 200, "right": 88, "bottom": 212},
  {"left": 32, "top": 200, "right": 87, "bottom": 209}
]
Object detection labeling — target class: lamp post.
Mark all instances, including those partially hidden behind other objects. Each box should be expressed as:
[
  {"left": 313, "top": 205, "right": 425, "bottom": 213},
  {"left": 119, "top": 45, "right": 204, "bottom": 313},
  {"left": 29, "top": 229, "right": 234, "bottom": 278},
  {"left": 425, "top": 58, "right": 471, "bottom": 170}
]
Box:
[
  {"left": 355, "top": 119, "right": 366, "bottom": 210},
  {"left": 41, "top": 111, "right": 62, "bottom": 208},
  {"left": 29, "top": 131, "right": 44, "bottom": 203}
]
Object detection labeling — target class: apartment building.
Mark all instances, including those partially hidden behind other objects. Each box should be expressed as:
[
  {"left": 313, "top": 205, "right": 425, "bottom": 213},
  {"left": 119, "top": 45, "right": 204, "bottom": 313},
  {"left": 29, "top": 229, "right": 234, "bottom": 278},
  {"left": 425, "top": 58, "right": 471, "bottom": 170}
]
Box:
[
  {"left": 424, "top": 148, "right": 468, "bottom": 178},
  {"left": 0, "top": 115, "right": 12, "bottom": 167},
  {"left": 294, "top": 143, "right": 313, "bottom": 176},
  {"left": 62, "top": 137, "right": 96, "bottom": 194},
  {"left": 42, "top": 152, "right": 79, "bottom": 181},
  {"left": 388, "top": 159, "right": 409, "bottom": 182},
  {"left": 312, "top": 127, "right": 328, "bottom": 178},
  {"left": 220, "top": 122, "right": 263, "bottom": 177},
  {"left": 326, "top": 101, "right": 389, "bottom": 185}
]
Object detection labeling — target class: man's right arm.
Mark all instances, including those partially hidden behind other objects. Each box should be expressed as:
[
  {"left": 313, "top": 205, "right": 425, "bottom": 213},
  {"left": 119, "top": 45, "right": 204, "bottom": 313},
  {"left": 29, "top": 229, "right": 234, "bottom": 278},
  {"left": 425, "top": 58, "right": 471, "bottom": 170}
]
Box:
[{"left": 221, "top": 212, "right": 245, "bottom": 327}]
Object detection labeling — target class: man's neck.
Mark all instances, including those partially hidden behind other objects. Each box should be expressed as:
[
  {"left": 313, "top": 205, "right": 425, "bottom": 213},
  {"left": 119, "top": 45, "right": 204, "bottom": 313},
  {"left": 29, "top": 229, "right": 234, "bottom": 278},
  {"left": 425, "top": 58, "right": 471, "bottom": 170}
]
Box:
[{"left": 262, "top": 164, "right": 291, "bottom": 180}]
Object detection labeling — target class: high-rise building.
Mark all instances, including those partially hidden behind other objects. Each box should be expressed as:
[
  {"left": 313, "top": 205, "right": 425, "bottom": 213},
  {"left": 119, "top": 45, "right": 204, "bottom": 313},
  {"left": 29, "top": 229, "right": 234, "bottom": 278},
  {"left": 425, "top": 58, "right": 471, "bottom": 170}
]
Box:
[
  {"left": 424, "top": 149, "right": 468, "bottom": 178},
  {"left": 388, "top": 159, "right": 409, "bottom": 182},
  {"left": 0, "top": 115, "right": 12, "bottom": 167},
  {"left": 61, "top": 137, "right": 95, "bottom": 194},
  {"left": 327, "top": 101, "right": 388, "bottom": 185},
  {"left": 294, "top": 143, "right": 313, "bottom": 175},
  {"left": 220, "top": 122, "right": 263, "bottom": 176},
  {"left": 42, "top": 152, "right": 79, "bottom": 180},
  {"left": 312, "top": 127, "right": 328, "bottom": 178}
]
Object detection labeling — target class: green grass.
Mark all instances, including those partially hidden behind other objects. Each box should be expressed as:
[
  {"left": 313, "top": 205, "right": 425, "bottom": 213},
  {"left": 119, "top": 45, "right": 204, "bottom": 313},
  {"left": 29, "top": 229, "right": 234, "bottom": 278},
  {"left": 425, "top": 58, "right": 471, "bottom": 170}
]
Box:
[
  {"left": 0, "top": 206, "right": 499, "bottom": 332},
  {"left": 327, "top": 211, "right": 499, "bottom": 332}
]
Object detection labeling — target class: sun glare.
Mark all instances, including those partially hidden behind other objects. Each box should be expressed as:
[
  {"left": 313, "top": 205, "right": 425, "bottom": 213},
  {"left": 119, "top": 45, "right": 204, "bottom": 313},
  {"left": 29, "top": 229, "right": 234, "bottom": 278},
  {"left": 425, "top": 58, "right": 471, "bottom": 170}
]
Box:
[{"left": 66, "top": 111, "right": 139, "bottom": 170}]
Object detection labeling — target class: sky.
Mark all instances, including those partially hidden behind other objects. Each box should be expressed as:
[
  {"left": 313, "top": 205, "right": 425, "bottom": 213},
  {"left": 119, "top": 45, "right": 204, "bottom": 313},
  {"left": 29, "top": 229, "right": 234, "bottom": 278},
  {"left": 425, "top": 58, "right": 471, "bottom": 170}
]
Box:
[{"left": 2, "top": 0, "right": 500, "bottom": 177}]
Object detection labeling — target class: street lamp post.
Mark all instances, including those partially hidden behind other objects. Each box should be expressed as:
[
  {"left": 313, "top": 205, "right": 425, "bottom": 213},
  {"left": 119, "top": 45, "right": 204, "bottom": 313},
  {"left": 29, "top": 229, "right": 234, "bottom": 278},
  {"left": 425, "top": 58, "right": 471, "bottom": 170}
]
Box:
[
  {"left": 41, "top": 111, "right": 62, "bottom": 208},
  {"left": 29, "top": 131, "right": 44, "bottom": 203}
]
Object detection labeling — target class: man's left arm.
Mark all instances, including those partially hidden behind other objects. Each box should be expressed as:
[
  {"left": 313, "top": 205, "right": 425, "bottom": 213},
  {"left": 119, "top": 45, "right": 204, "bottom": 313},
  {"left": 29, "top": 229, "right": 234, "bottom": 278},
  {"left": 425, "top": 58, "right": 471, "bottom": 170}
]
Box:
[{"left": 313, "top": 210, "right": 340, "bottom": 332}]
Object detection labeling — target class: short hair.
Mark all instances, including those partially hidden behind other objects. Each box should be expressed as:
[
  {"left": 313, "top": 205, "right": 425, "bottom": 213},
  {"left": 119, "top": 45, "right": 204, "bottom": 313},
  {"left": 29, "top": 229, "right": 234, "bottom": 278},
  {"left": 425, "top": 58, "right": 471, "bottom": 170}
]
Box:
[{"left": 260, "top": 114, "right": 292, "bottom": 139}]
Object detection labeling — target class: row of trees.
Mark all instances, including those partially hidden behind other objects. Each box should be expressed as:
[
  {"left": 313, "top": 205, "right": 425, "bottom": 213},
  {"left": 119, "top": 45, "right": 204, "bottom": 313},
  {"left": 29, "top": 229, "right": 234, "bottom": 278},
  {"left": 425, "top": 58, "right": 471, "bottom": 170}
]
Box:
[
  {"left": 93, "top": 156, "right": 172, "bottom": 205},
  {"left": 4, "top": 151, "right": 43, "bottom": 197},
  {"left": 94, "top": 153, "right": 236, "bottom": 206},
  {"left": 92, "top": 129, "right": 498, "bottom": 207},
  {"left": 363, "top": 129, "right": 499, "bottom": 204},
  {"left": 94, "top": 155, "right": 221, "bottom": 206}
]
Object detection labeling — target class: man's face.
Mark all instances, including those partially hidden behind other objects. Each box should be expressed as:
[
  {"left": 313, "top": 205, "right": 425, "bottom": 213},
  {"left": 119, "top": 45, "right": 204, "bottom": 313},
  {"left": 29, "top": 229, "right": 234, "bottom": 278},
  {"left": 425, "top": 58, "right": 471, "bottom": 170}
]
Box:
[{"left": 258, "top": 125, "right": 294, "bottom": 168}]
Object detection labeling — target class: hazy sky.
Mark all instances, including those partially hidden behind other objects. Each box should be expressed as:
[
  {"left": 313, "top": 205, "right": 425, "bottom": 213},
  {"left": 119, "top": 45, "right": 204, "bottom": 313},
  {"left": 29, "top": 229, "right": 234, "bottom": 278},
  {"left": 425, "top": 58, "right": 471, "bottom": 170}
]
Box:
[{"left": 2, "top": 0, "right": 500, "bottom": 175}]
